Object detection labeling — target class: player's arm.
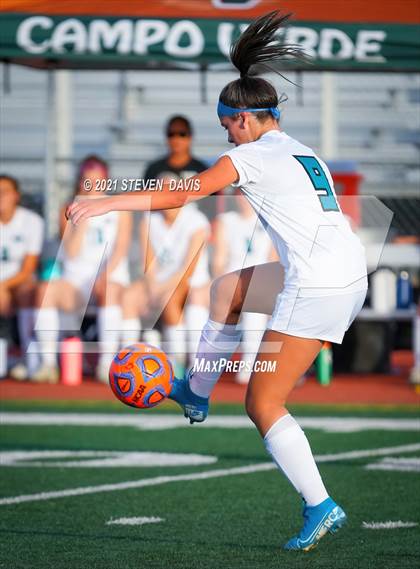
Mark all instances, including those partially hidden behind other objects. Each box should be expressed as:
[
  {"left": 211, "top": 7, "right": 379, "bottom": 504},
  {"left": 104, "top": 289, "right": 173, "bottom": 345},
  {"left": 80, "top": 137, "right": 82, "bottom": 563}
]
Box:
[
  {"left": 60, "top": 205, "right": 87, "bottom": 257},
  {"left": 211, "top": 217, "right": 228, "bottom": 278},
  {"left": 66, "top": 157, "right": 238, "bottom": 225},
  {"left": 0, "top": 254, "right": 39, "bottom": 290}
]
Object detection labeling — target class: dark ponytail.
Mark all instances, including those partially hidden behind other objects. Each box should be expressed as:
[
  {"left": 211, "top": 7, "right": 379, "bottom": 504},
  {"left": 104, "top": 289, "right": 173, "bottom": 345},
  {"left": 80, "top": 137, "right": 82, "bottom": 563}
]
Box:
[{"left": 219, "top": 11, "right": 305, "bottom": 121}]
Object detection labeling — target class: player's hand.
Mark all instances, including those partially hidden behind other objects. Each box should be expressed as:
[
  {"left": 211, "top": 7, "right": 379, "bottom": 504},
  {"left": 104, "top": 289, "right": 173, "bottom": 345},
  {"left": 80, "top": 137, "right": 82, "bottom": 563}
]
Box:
[{"left": 65, "top": 197, "right": 112, "bottom": 225}]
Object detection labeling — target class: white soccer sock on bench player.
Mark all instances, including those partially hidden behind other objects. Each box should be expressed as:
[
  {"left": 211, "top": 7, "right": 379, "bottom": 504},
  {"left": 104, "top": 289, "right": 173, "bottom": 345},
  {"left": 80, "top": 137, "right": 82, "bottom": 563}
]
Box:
[
  {"left": 264, "top": 413, "right": 329, "bottom": 507},
  {"left": 189, "top": 319, "right": 242, "bottom": 398},
  {"left": 121, "top": 318, "right": 141, "bottom": 346},
  {"left": 34, "top": 307, "right": 60, "bottom": 367},
  {"left": 97, "top": 305, "right": 122, "bottom": 370}
]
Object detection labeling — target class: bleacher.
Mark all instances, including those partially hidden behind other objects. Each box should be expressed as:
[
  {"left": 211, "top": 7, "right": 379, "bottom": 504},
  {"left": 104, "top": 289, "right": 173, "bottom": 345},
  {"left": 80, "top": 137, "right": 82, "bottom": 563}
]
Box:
[{"left": 1, "top": 65, "right": 419, "bottom": 211}]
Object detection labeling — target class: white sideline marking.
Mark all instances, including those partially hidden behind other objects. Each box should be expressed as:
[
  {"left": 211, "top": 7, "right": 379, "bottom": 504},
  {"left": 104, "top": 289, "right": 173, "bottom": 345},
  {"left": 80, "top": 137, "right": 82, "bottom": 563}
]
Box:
[
  {"left": 0, "top": 450, "right": 217, "bottom": 468},
  {"left": 362, "top": 521, "right": 418, "bottom": 530},
  {"left": 1, "top": 412, "right": 419, "bottom": 433},
  {"left": 0, "top": 462, "right": 275, "bottom": 506},
  {"left": 315, "top": 443, "right": 420, "bottom": 463},
  {"left": 1, "top": 443, "right": 419, "bottom": 507},
  {"left": 106, "top": 517, "right": 164, "bottom": 526},
  {"left": 365, "top": 457, "right": 420, "bottom": 473}
]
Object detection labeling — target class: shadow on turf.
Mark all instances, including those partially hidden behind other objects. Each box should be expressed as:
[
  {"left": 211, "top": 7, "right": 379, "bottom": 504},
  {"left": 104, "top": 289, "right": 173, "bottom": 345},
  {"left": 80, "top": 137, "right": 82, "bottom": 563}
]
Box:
[{"left": 0, "top": 528, "right": 277, "bottom": 552}]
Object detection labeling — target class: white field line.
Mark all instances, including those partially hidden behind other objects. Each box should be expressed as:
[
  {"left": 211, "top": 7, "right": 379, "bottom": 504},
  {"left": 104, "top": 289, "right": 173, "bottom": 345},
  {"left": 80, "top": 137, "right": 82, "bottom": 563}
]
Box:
[
  {"left": 315, "top": 443, "right": 420, "bottom": 463},
  {"left": 106, "top": 517, "right": 164, "bottom": 526},
  {"left": 1, "top": 443, "right": 420, "bottom": 507},
  {"left": 362, "top": 521, "right": 419, "bottom": 530},
  {"left": 365, "top": 457, "right": 420, "bottom": 473},
  {"left": 1, "top": 413, "right": 419, "bottom": 433},
  {"left": 0, "top": 450, "right": 218, "bottom": 468},
  {"left": 0, "top": 462, "right": 275, "bottom": 506}
]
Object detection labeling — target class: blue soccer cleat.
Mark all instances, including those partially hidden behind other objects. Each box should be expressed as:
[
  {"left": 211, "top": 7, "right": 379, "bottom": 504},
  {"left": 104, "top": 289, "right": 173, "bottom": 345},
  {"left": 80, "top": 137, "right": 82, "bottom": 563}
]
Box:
[
  {"left": 284, "top": 497, "right": 347, "bottom": 552},
  {"left": 168, "top": 373, "right": 209, "bottom": 424}
]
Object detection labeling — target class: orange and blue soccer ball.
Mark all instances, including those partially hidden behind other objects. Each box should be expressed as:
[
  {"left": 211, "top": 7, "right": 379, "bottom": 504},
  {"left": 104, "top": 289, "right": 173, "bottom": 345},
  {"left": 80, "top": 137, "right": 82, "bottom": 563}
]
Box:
[{"left": 109, "top": 343, "right": 174, "bottom": 408}]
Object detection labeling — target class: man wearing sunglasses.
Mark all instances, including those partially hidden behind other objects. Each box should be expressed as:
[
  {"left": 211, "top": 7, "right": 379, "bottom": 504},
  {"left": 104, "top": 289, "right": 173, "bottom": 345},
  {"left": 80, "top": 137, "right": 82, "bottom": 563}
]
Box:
[{"left": 143, "top": 115, "right": 208, "bottom": 190}]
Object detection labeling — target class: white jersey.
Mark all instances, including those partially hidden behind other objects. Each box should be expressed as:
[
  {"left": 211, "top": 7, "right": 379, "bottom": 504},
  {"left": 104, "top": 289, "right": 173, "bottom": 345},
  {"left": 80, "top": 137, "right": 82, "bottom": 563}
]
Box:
[
  {"left": 0, "top": 206, "right": 44, "bottom": 281},
  {"left": 61, "top": 210, "right": 129, "bottom": 287},
  {"left": 222, "top": 130, "right": 367, "bottom": 296},
  {"left": 148, "top": 204, "right": 210, "bottom": 287},
  {"left": 217, "top": 211, "right": 272, "bottom": 272}
]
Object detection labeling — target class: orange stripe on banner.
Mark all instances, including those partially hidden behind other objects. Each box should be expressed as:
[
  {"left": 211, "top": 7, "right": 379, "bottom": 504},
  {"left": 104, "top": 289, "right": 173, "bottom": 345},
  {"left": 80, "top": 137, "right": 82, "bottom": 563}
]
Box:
[{"left": 0, "top": 0, "right": 419, "bottom": 24}]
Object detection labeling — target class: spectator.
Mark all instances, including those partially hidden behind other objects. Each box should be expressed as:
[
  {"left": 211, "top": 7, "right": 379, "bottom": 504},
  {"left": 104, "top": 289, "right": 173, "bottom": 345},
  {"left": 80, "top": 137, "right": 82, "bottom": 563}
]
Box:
[
  {"left": 144, "top": 115, "right": 207, "bottom": 182},
  {"left": 33, "top": 156, "right": 132, "bottom": 383},
  {"left": 0, "top": 175, "right": 44, "bottom": 379},
  {"left": 143, "top": 115, "right": 217, "bottom": 219},
  {"left": 122, "top": 174, "right": 210, "bottom": 376},
  {"left": 212, "top": 190, "right": 277, "bottom": 383}
]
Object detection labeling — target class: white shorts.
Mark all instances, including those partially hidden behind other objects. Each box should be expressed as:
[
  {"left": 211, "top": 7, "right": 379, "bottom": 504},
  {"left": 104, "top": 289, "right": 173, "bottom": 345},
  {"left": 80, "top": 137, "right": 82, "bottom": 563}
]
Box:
[
  {"left": 267, "top": 288, "right": 367, "bottom": 344},
  {"left": 189, "top": 251, "right": 210, "bottom": 288},
  {"left": 63, "top": 259, "right": 130, "bottom": 301},
  {"left": 156, "top": 251, "right": 210, "bottom": 289}
]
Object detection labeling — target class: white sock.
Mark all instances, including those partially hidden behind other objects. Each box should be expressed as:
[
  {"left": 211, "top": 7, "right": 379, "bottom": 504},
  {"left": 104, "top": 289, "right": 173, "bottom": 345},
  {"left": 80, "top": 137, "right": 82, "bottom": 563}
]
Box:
[
  {"left": 164, "top": 324, "right": 186, "bottom": 368},
  {"left": 34, "top": 307, "right": 60, "bottom": 367},
  {"left": 143, "top": 329, "right": 162, "bottom": 349},
  {"left": 238, "top": 312, "right": 267, "bottom": 382},
  {"left": 184, "top": 304, "right": 209, "bottom": 366},
  {"left": 121, "top": 318, "right": 141, "bottom": 346},
  {"left": 18, "top": 308, "right": 40, "bottom": 374},
  {"left": 189, "top": 319, "right": 242, "bottom": 398},
  {"left": 17, "top": 308, "right": 33, "bottom": 351},
  {"left": 264, "top": 414, "right": 329, "bottom": 507},
  {"left": 97, "top": 305, "right": 122, "bottom": 370}
]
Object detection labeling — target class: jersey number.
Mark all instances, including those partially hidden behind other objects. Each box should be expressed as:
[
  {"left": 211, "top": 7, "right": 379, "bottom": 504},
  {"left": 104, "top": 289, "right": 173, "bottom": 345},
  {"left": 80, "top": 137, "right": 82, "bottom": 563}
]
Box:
[{"left": 293, "top": 155, "right": 339, "bottom": 212}]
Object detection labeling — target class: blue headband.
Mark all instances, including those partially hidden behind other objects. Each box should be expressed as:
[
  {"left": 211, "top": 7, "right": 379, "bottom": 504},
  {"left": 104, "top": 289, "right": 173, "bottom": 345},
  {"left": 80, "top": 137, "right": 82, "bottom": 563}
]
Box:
[{"left": 217, "top": 101, "right": 280, "bottom": 120}]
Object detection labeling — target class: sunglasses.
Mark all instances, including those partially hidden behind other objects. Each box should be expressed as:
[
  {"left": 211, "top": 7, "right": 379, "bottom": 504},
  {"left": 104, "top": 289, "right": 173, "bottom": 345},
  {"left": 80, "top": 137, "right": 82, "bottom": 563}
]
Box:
[{"left": 167, "top": 131, "right": 190, "bottom": 138}]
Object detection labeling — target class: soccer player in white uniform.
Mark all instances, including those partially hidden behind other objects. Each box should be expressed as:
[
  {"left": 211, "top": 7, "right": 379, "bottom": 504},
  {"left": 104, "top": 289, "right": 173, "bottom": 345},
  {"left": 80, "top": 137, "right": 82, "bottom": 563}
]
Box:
[
  {"left": 34, "top": 157, "right": 132, "bottom": 382},
  {"left": 67, "top": 12, "right": 367, "bottom": 553},
  {"left": 122, "top": 175, "right": 210, "bottom": 376},
  {"left": 0, "top": 175, "right": 44, "bottom": 379},
  {"left": 213, "top": 190, "right": 276, "bottom": 382}
]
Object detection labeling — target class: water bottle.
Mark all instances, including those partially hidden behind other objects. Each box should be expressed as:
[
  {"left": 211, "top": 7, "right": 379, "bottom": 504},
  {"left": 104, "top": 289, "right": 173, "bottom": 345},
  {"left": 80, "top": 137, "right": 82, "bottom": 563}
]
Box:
[
  {"left": 60, "top": 336, "right": 83, "bottom": 386},
  {"left": 396, "top": 270, "right": 413, "bottom": 309},
  {"left": 371, "top": 267, "right": 397, "bottom": 314},
  {"left": 0, "top": 338, "right": 7, "bottom": 378},
  {"left": 316, "top": 342, "right": 333, "bottom": 386}
]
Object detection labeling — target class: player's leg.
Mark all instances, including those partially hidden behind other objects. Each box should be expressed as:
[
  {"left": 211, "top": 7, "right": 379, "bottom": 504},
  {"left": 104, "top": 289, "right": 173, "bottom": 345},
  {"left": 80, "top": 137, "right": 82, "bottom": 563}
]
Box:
[
  {"left": 188, "top": 262, "right": 283, "bottom": 396},
  {"left": 184, "top": 284, "right": 209, "bottom": 368},
  {"left": 120, "top": 280, "right": 147, "bottom": 346},
  {"left": 246, "top": 331, "right": 346, "bottom": 551},
  {"left": 33, "top": 279, "right": 82, "bottom": 382},
  {"left": 9, "top": 281, "right": 37, "bottom": 379},
  {"left": 0, "top": 285, "right": 13, "bottom": 376},
  {"left": 0, "top": 284, "right": 12, "bottom": 315},
  {"left": 161, "top": 281, "right": 188, "bottom": 378},
  {"left": 170, "top": 262, "right": 283, "bottom": 422},
  {"left": 237, "top": 311, "right": 268, "bottom": 384},
  {"left": 95, "top": 280, "right": 124, "bottom": 381}
]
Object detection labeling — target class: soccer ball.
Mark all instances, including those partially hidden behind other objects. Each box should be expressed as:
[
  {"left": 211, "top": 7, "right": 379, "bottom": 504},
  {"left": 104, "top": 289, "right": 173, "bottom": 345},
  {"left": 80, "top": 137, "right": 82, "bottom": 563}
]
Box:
[{"left": 109, "top": 343, "right": 174, "bottom": 409}]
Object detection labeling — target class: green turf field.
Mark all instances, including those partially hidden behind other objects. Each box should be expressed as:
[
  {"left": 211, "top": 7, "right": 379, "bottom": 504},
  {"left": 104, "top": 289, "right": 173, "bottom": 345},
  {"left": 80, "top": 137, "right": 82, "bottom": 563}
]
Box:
[{"left": 0, "top": 400, "right": 419, "bottom": 569}]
